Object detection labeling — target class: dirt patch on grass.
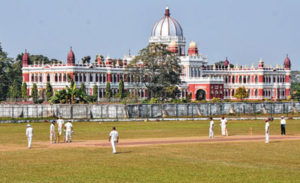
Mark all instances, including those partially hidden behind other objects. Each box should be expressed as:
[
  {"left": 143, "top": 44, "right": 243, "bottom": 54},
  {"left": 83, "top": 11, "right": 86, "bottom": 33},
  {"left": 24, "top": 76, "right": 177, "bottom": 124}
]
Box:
[{"left": 2, "top": 135, "right": 300, "bottom": 152}]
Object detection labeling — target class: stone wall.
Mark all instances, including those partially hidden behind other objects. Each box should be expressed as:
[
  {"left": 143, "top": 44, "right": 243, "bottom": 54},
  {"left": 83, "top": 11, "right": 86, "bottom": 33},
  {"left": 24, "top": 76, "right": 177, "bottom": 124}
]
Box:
[{"left": 0, "top": 102, "right": 298, "bottom": 119}]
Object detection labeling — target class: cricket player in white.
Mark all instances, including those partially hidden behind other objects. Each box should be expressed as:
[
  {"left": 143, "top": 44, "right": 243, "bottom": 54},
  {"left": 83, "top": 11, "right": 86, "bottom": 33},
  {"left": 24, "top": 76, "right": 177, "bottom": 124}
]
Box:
[
  {"left": 56, "top": 116, "right": 64, "bottom": 143},
  {"left": 280, "top": 116, "right": 286, "bottom": 135},
  {"left": 109, "top": 127, "right": 119, "bottom": 154},
  {"left": 265, "top": 119, "right": 270, "bottom": 143},
  {"left": 220, "top": 116, "right": 228, "bottom": 136},
  {"left": 26, "top": 124, "right": 33, "bottom": 149},
  {"left": 50, "top": 120, "right": 56, "bottom": 144},
  {"left": 209, "top": 117, "right": 214, "bottom": 139},
  {"left": 64, "top": 121, "right": 73, "bottom": 143}
]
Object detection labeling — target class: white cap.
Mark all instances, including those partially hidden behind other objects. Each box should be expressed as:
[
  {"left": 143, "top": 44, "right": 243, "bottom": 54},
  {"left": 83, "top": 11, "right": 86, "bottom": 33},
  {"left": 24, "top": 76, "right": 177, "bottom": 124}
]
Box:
[{"left": 27, "top": 124, "right": 31, "bottom": 127}]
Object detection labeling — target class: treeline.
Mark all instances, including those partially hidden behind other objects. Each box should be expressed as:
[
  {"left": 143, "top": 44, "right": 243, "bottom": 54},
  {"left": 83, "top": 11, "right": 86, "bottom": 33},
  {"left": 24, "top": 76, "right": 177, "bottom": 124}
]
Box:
[{"left": 0, "top": 43, "right": 63, "bottom": 101}]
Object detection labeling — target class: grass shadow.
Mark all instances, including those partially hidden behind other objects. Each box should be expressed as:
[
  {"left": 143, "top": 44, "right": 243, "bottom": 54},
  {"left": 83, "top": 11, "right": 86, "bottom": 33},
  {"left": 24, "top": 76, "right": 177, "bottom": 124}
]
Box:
[{"left": 116, "top": 151, "right": 132, "bottom": 154}]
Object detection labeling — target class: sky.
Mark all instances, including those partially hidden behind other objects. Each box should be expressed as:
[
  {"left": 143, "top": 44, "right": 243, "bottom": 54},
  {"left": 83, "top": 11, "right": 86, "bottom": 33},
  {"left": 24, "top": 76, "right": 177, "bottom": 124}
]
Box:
[{"left": 0, "top": 0, "right": 299, "bottom": 69}]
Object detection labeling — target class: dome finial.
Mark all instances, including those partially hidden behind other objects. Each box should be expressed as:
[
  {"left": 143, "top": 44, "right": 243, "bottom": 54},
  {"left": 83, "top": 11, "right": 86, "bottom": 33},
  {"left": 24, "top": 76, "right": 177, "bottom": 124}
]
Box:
[
  {"left": 70, "top": 46, "right": 72, "bottom": 50},
  {"left": 165, "top": 6, "right": 170, "bottom": 17},
  {"left": 224, "top": 57, "right": 229, "bottom": 67},
  {"left": 25, "top": 49, "right": 27, "bottom": 53}
]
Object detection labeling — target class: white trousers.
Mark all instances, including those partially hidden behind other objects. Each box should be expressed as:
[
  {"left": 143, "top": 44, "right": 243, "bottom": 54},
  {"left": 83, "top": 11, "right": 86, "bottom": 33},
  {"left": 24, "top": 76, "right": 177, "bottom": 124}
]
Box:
[
  {"left": 221, "top": 125, "right": 226, "bottom": 136},
  {"left": 65, "top": 130, "right": 72, "bottom": 142},
  {"left": 58, "top": 128, "right": 62, "bottom": 136},
  {"left": 50, "top": 132, "right": 56, "bottom": 143},
  {"left": 265, "top": 132, "right": 269, "bottom": 143},
  {"left": 209, "top": 129, "right": 214, "bottom": 139},
  {"left": 111, "top": 141, "right": 117, "bottom": 153},
  {"left": 27, "top": 136, "right": 32, "bottom": 148}
]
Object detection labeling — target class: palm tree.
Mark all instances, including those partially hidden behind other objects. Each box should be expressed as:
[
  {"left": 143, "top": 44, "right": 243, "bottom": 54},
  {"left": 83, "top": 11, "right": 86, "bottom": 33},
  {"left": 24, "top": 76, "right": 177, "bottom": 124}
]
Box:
[{"left": 66, "top": 83, "right": 77, "bottom": 104}]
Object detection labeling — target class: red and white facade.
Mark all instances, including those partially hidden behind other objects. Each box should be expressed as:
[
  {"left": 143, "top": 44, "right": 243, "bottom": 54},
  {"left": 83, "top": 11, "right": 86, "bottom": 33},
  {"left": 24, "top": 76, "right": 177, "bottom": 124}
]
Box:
[{"left": 22, "top": 6, "right": 291, "bottom": 101}]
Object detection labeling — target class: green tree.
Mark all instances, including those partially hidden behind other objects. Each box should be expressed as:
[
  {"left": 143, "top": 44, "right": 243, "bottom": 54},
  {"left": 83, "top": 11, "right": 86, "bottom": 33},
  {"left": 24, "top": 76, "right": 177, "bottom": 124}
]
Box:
[
  {"left": 127, "top": 43, "right": 182, "bottom": 99},
  {"left": 92, "top": 85, "right": 98, "bottom": 101},
  {"left": 291, "top": 83, "right": 300, "bottom": 101},
  {"left": 79, "top": 83, "right": 86, "bottom": 94},
  {"left": 0, "top": 43, "right": 18, "bottom": 101},
  {"left": 105, "top": 82, "right": 111, "bottom": 99},
  {"left": 8, "top": 80, "right": 21, "bottom": 99},
  {"left": 46, "top": 82, "right": 53, "bottom": 101},
  {"left": 40, "top": 88, "right": 45, "bottom": 102},
  {"left": 164, "top": 85, "right": 180, "bottom": 99},
  {"left": 21, "top": 82, "right": 28, "bottom": 99},
  {"left": 234, "top": 86, "right": 249, "bottom": 101},
  {"left": 66, "top": 82, "right": 77, "bottom": 104},
  {"left": 50, "top": 89, "right": 67, "bottom": 104},
  {"left": 31, "top": 83, "right": 38, "bottom": 103},
  {"left": 81, "top": 56, "right": 91, "bottom": 64},
  {"left": 118, "top": 79, "right": 125, "bottom": 99},
  {"left": 77, "top": 83, "right": 89, "bottom": 103}
]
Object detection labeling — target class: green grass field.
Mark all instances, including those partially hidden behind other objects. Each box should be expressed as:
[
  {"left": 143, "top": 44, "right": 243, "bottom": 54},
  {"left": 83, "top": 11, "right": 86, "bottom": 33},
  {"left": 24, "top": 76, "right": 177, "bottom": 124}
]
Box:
[{"left": 1, "top": 120, "right": 300, "bottom": 183}]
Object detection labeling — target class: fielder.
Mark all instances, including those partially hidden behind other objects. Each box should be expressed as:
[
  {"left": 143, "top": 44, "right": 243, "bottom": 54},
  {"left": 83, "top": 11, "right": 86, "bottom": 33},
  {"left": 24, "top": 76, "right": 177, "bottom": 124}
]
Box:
[
  {"left": 265, "top": 118, "right": 270, "bottom": 143},
  {"left": 280, "top": 116, "right": 286, "bottom": 135},
  {"left": 64, "top": 121, "right": 73, "bottom": 143},
  {"left": 109, "top": 127, "right": 119, "bottom": 154},
  {"left": 50, "top": 120, "right": 56, "bottom": 144},
  {"left": 209, "top": 117, "right": 214, "bottom": 139},
  {"left": 26, "top": 124, "right": 33, "bottom": 149},
  {"left": 56, "top": 116, "right": 64, "bottom": 143},
  {"left": 220, "top": 116, "right": 228, "bottom": 136}
]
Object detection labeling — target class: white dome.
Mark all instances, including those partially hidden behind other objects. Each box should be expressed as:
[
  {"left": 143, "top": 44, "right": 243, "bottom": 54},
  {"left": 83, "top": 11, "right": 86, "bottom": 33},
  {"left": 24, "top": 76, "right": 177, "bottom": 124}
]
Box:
[
  {"left": 189, "top": 41, "right": 197, "bottom": 48},
  {"left": 151, "top": 7, "right": 183, "bottom": 37}
]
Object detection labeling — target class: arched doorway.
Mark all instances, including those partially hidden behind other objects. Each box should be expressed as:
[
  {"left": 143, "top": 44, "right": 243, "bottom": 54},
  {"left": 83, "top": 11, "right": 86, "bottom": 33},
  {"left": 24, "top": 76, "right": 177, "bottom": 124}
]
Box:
[{"left": 196, "top": 89, "right": 206, "bottom": 100}]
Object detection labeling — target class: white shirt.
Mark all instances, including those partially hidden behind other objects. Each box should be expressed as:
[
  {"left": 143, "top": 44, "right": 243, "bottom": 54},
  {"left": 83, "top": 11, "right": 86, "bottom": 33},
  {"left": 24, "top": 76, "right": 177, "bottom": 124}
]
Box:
[
  {"left": 280, "top": 119, "right": 286, "bottom": 125},
  {"left": 57, "top": 119, "right": 64, "bottom": 129},
  {"left": 265, "top": 122, "right": 270, "bottom": 132},
  {"left": 221, "top": 119, "right": 227, "bottom": 126},
  {"left": 110, "top": 130, "right": 119, "bottom": 142},
  {"left": 26, "top": 127, "right": 33, "bottom": 137},
  {"left": 50, "top": 124, "right": 55, "bottom": 133},
  {"left": 65, "top": 122, "right": 73, "bottom": 131},
  {"left": 209, "top": 121, "right": 214, "bottom": 129}
]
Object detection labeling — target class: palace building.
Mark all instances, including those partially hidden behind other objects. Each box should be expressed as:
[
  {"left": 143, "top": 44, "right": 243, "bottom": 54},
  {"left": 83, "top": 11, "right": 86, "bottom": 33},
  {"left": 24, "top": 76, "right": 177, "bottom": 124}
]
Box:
[{"left": 22, "top": 6, "right": 291, "bottom": 101}]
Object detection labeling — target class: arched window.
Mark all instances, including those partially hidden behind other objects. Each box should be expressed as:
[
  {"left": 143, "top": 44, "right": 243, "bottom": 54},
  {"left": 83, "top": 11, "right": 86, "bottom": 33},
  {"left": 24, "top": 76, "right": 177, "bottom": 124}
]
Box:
[
  {"left": 90, "top": 74, "right": 93, "bottom": 82},
  {"left": 75, "top": 74, "right": 78, "bottom": 82},
  {"left": 232, "top": 76, "right": 235, "bottom": 84},
  {"left": 47, "top": 74, "right": 50, "bottom": 82}
]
